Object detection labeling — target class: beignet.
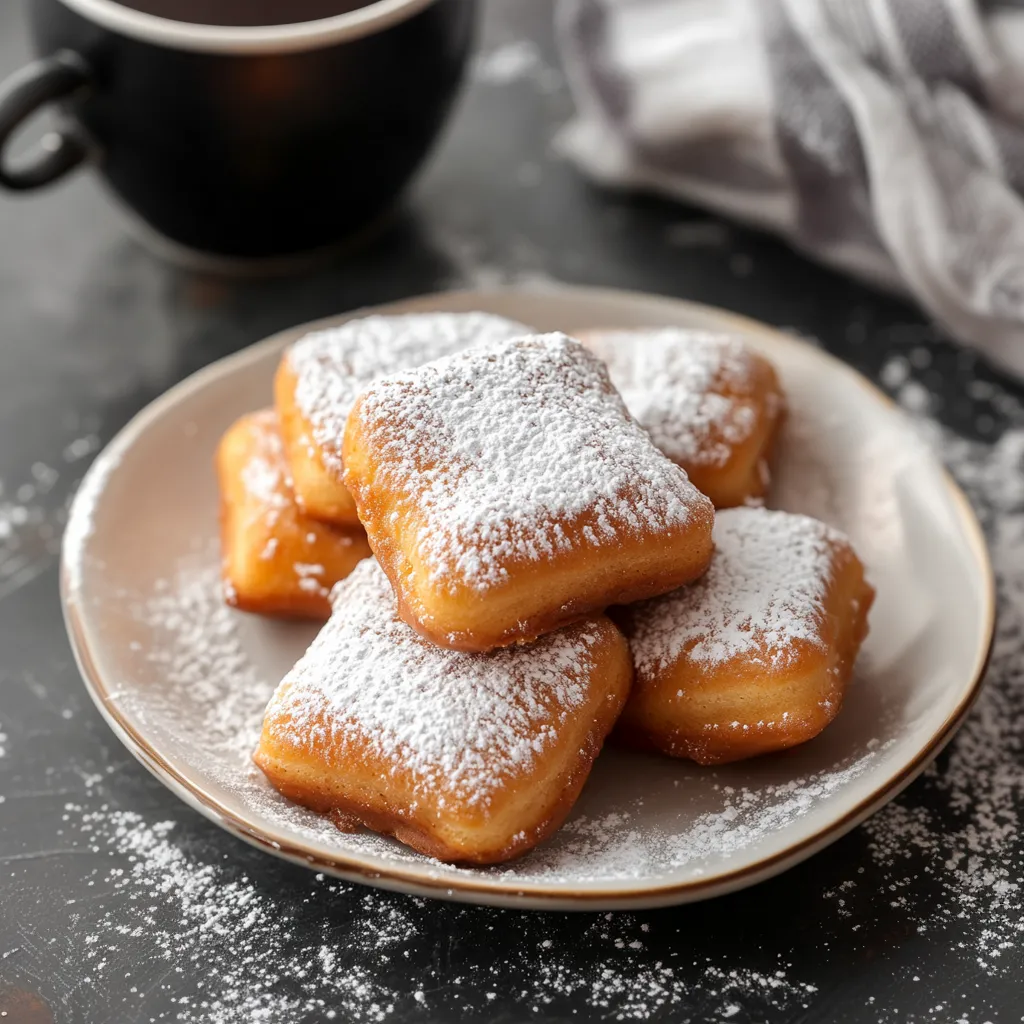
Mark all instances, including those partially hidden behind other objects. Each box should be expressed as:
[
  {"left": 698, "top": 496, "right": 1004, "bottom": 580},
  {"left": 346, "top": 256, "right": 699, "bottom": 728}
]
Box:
[
  {"left": 254, "top": 559, "right": 633, "bottom": 864},
  {"left": 342, "top": 333, "right": 716, "bottom": 652},
  {"left": 617, "top": 507, "right": 873, "bottom": 764}
]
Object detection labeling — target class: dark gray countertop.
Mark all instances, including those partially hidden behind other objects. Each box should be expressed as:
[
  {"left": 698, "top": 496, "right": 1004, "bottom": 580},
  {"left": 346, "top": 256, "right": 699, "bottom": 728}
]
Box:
[{"left": 1, "top": 2, "right": 1022, "bottom": 1022}]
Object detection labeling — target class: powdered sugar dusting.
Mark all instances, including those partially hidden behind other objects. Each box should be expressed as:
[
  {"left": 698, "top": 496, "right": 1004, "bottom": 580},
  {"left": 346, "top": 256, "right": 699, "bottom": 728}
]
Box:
[
  {"left": 68, "top": 801, "right": 423, "bottom": 1023},
  {"left": 51, "top": 780, "right": 830, "bottom": 1023},
  {"left": 501, "top": 748, "right": 887, "bottom": 882},
  {"left": 839, "top": 406, "right": 1024, "bottom": 977},
  {"left": 350, "top": 333, "right": 712, "bottom": 590},
  {"left": 289, "top": 312, "right": 528, "bottom": 472},
  {"left": 629, "top": 507, "right": 842, "bottom": 674},
  {"left": 238, "top": 424, "right": 290, "bottom": 513},
  {"left": 266, "top": 559, "right": 599, "bottom": 807},
  {"left": 136, "top": 563, "right": 268, "bottom": 756},
  {"left": 2, "top": 430, "right": 98, "bottom": 600},
  {"left": 582, "top": 328, "right": 774, "bottom": 467}
]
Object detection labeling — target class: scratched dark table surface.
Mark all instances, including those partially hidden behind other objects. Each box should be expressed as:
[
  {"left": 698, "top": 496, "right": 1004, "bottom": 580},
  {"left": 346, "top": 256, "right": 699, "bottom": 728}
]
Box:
[{"left": 2, "top": 2, "right": 1023, "bottom": 1023}]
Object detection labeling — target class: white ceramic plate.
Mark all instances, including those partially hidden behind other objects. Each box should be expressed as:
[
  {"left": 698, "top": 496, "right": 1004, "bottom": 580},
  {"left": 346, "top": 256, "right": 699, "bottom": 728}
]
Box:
[{"left": 61, "top": 285, "right": 994, "bottom": 910}]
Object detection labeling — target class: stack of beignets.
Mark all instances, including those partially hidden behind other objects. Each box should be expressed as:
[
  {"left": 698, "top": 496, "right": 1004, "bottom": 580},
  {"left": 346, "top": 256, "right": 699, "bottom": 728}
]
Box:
[{"left": 214, "top": 310, "right": 874, "bottom": 865}]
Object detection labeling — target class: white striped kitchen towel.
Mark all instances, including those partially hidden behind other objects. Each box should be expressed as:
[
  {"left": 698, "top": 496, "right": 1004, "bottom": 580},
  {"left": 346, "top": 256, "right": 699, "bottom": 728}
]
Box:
[{"left": 558, "top": 0, "right": 1024, "bottom": 376}]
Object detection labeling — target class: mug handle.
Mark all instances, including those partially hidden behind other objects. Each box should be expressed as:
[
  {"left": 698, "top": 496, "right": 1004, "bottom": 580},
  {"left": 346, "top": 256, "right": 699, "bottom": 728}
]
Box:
[{"left": 0, "top": 51, "right": 93, "bottom": 191}]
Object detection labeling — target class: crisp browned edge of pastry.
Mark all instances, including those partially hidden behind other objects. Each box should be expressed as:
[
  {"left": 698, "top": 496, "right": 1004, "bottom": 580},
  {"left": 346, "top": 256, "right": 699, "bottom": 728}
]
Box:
[
  {"left": 357, "top": 510, "right": 714, "bottom": 653},
  {"left": 388, "top": 546, "right": 716, "bottom": 653}
]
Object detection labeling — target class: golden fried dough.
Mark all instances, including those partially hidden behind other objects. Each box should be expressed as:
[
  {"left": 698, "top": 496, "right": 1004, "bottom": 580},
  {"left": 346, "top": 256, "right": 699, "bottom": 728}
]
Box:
[
  {"left": 275, "top": 312, "right": 529, "bottom": 526},
  {"left": 342, "top": 333, "right": 716, "bottom": 652},
  {"left": 254, "top": 559, "right": 633, "bottom": 865},
  {"left": 216, "top": 410, "right": 371, "bottom": 619},
  {"left": 616, "top": 507, "right": 873, "bottom": 764},
  {"left": 577, "top": 328, "right": 785, "bottom": 508}
]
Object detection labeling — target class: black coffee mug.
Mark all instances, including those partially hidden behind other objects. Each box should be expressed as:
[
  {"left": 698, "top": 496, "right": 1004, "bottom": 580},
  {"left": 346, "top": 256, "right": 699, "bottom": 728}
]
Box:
[{"left": 0, "top": 0, "right": 475, "bottom": 260}]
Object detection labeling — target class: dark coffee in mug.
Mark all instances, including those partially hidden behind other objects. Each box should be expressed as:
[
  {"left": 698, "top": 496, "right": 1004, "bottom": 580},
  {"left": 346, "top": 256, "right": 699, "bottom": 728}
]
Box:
[
  {"left": 114, "top": 0, "right": 373, "bottom": 26},
  {"left": 0, "top": 0, "right": 475, "bottom": 259}
]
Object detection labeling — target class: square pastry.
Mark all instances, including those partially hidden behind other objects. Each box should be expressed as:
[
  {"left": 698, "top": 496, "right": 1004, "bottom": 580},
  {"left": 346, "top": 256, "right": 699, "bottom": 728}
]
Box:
[
  {"left": 274, "top": 312, "right": 529, "bottom": 526},
  {"left": 254, "top": 559, "right": 633, "bottom": 865},
  {"left": 577, "top": 328, "right": 785, "bottom": 508},
  {"left": 616, "top": 507, "right": 873, "bottom": 765},
  {"left": 342, "top": 333, "right": 716, "bottom": 651},
  {"left": 216, "top": 411, "right": 371, "bottom": 619}
]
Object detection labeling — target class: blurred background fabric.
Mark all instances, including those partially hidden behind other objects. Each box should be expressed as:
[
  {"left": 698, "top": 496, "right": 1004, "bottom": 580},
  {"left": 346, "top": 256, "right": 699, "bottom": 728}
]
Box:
[{"left": 557, "top": 0, "right": 1024, "bottom": 377}]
